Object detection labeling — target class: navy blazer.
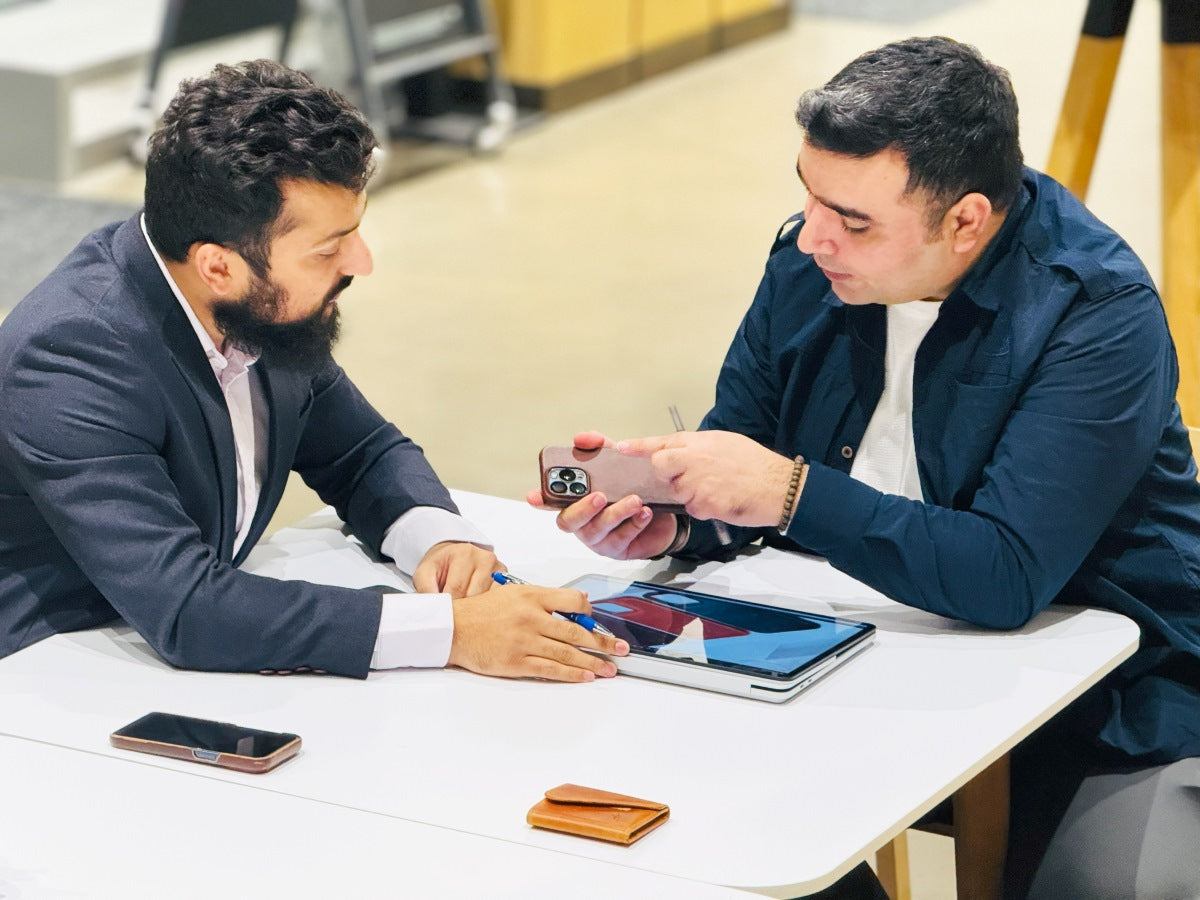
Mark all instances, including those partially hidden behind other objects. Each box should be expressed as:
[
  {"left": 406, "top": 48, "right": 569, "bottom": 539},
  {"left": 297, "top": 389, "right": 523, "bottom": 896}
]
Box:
[{"left": 0, "top": 215, "right": 458, "bottom": 676}]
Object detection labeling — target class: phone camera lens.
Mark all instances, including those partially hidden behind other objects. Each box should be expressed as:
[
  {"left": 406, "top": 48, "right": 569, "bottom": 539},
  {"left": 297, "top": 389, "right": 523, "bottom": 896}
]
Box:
[
  {"left": 549, "top": 481, "right": 568, "bottom": 494},
  {"left": 559, "top": 468, "right": 576, "bottom": 483},
  {"left": 569, "top": 482, "right": 588, "bottom": 496}
]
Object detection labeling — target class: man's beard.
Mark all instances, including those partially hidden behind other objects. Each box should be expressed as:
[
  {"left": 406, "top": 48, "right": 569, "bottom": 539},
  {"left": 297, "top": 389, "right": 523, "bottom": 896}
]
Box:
[{"left": 211, "top": 274, "right": 352, "bottom": 372}]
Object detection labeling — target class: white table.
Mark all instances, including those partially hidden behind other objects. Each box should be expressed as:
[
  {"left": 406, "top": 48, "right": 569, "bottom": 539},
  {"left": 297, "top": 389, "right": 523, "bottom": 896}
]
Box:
[
  {"left": 0, "top": 733, "right": 751, "bottom": 899},
  {"left": 0, "top": 491, "right": 1139, "bottom": 897}
]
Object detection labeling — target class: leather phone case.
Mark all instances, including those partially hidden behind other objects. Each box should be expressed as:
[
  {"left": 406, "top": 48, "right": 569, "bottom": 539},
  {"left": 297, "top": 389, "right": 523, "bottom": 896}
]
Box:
[
  {"left": 526, "top": 783, "right": 669, "bottom": 845},
  {"left": 538, "top": 446, "right": 685, "bottom": 513}
]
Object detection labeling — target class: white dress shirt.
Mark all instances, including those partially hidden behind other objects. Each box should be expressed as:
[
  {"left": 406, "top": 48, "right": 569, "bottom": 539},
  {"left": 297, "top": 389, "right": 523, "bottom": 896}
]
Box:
[
  {"left": 140, "top": 217, "right": 490, "bottom": 668},
  {"left": 850, "top": 300, "right": 942, "bottom": 501}
]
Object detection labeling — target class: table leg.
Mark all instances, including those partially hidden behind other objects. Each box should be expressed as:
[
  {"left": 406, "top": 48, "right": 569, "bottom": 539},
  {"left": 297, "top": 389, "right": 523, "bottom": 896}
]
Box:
[
  {"left": 951, "top": 753, "right": 1010, "bottom": 900},
  {"left": 874, "top": 830, "right": 912, "bottom": 900}
]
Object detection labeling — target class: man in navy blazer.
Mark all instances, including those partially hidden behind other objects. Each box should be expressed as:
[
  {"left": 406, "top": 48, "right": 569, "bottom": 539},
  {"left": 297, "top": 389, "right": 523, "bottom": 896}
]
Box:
[{"left": 0, "top": 60, "right": 626, "bottom": 682}]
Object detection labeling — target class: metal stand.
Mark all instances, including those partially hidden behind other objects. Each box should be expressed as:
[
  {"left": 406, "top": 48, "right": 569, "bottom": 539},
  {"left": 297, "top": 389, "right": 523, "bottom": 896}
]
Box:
[
  {"left": 339, "top": 0, "right": 516, "bottom": 175},
  {"left": 131, "top": 0, "right": 300, "bottom": 163}
]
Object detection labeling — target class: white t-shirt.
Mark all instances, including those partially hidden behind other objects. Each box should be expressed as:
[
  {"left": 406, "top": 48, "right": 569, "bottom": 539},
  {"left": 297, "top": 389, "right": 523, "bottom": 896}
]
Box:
[{"left": 850, "top": 301, "right": 942, "bottom": 500}]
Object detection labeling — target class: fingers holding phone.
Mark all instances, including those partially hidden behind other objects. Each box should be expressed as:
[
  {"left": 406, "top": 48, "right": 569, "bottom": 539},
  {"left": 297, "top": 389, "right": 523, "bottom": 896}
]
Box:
[
  {"left": 568, "top": 492, "right": 680, "bottom": 560},
  {"left": 447, "top": 585, "right": 629, "bottom": 682},
  {"left": 570, "top": 430, "right": 613, "bottom": 451},
  {"left": 525, "top": 484, "right": 679, "bottom": 560},
  {"left": 523, "top": 433, "right": 622, "bottom": 512},
  {"left": 529, "top": 442, "right": 683, "bottom": 559},
  {"left": 618, "top": 430, "right": 795, "bottom": 527},
  {"left": 537, "top": 445, "right": 683, "bottom": 512}
]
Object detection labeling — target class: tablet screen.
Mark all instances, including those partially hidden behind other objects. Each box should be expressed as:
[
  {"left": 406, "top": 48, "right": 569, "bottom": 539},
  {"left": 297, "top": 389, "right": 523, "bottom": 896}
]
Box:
[{"left": 567, "top": 576, "right": 873, "bottom": 681}]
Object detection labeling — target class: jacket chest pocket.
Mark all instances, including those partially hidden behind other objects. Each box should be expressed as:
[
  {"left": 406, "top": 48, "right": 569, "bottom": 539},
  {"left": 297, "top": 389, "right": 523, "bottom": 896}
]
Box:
[{"left": 919, "top": 377, "right": 1020, "bottom": 508}]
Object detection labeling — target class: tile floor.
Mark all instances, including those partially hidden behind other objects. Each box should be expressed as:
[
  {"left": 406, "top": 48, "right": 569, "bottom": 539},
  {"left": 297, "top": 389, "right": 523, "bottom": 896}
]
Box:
[{"left": 60, "top": 0, "right": 1167, "bottom": 894}]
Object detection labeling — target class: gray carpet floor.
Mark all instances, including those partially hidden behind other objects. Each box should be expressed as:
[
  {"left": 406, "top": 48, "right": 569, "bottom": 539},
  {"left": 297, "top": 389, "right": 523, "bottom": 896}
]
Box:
[{"left": 0, "top": 186, "right": 136, "bottom": 313}]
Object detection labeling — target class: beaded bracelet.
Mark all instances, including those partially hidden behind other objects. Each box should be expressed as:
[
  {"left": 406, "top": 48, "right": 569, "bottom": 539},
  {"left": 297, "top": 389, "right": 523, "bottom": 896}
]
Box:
[{"left": 778, "top": 455, "right": 808, "bottom": 532}]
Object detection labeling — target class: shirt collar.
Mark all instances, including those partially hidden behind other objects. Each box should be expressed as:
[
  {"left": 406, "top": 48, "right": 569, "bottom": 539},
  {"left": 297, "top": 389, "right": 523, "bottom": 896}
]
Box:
[
  {"left": 139, "top": 214, "right": 259, "bottom": 384},
  {"left": 950, "top": 174, "right": 1034, "bottom": 311}
]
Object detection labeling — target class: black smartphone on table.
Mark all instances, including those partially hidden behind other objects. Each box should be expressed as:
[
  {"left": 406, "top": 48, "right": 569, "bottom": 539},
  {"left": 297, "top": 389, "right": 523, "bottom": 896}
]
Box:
[{"left": 110, "top": 711, "right": 301, "bottom": 774}]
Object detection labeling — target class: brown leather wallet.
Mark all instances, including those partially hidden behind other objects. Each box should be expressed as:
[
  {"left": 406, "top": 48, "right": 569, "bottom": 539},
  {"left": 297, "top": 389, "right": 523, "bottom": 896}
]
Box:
[{"left": 526, "top": 783, "right": 669, "bottom": 845}]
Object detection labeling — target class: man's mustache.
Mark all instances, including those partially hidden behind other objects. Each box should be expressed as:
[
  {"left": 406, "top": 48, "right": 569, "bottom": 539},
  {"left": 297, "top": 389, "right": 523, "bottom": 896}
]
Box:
[{"left": 325, "top": 275, "right": 354, "bottom": 305}]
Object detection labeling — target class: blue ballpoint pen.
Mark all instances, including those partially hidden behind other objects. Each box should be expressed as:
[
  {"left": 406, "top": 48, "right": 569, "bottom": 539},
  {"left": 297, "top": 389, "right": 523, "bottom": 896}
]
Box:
[{"left": 490, "top": 572, "right": 617, "bottom": 638}]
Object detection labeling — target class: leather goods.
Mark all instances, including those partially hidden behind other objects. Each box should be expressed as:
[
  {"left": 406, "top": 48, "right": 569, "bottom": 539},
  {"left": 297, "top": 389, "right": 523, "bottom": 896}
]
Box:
[{"left": 526, "top": 783, "right": 669, "bottom": 845}]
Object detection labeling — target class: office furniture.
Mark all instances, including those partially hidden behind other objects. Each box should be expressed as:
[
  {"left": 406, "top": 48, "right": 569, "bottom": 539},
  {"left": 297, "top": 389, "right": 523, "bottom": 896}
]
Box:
[
  {"left": 131, "top": 0, "right": 300, "bottom": 161},
  {"left": 491, "top": 0, "right": 636, "bottom": 111},
  {"left": 489, "top": 0, "right": 789, "bottom": 112},
  {"left": 1047, "top": 0, "right": 1200, "bottom": 423},
  {"left": 340, "top": 0, "right": 516, "bottom": 158},
  {"left": 0, "top": 491, "right": 1139, "bottom": 897},
  {"left": 876, "top": 755, "right": 1008, "bottom": 900},
  {"left": 0, "top": 0, "right": 161, "bottom": 183},
  {"left": 712, "top": 0, "right": 791, "bottom": 49},
  {"left": 634, "top": 0, "right": 712, "bottom": 80},
  {"left": 0, "top": 732, "right": 752, "bottom": 898}
]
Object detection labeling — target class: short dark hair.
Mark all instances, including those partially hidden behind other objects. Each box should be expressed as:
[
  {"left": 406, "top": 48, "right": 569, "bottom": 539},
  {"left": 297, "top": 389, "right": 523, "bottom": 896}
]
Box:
[
  {"left": 144, "top": 59, "right": 377, "bottom": 274},
  {"left": 795, "top": 37, "right": 1023, "bottom": 227}
]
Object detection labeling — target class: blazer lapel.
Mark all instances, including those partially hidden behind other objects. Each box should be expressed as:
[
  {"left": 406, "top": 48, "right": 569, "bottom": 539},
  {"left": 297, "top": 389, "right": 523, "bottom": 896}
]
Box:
[
  {"left": 233, "top": 363, "right": 311, "bottom": 565},
  {"left": 113, "top": 215, "right": 240, "bottom": 559},
  {"left": 168, "top": 328, "right": 240, "bottom": 559}
]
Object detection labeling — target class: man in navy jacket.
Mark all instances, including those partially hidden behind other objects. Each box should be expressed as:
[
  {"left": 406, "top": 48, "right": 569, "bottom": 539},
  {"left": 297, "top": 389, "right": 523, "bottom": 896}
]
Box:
[
  {"left": 539, "top": 38, "right": 1200, "bottom": 898},
  {"left": 0, "top": 60, "right": 625, "bottom": 684}
]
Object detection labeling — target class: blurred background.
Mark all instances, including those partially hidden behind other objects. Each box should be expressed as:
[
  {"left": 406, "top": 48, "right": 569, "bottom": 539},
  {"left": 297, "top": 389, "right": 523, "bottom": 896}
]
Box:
[
  {"left": 0, "top": 1, "right": 1175, "bottom": 893},
  {"left": 0, "top": 0, "right": 1165, "bottom": 529}
]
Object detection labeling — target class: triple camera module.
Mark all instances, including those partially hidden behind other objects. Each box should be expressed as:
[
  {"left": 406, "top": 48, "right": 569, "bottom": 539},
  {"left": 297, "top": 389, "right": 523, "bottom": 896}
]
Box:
[{"left": 547, "top": 466, "right": 590, "bottom": 498}]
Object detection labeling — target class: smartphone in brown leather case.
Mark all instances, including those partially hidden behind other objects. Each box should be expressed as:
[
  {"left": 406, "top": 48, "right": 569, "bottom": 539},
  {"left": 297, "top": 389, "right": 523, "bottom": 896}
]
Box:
[
  {"left": 110, "top": 711, "right": 301, "bottom": 774},
  {"left": 527, "top": 783, "right": 670, "bottom": 845},
  {"left": 538, "top": 446, "right": 684, "bottom": 512}
]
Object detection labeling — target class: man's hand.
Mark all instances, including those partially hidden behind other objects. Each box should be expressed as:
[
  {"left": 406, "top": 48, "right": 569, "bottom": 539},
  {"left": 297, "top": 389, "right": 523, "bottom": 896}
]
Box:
[
  {"left": 618, "top": 430, "right": 793, "bottom": 527},
  {"left": 413, "top": 541, "right": 499, "bottom": 598},
  {"left": 526, "top": 431, "right": 679, "bottom": 560},
  {"left": 448, "top": 585, "right": 630, "bottom": 682},
  {"left": 617, "top": 430, "right": 794, "bottom": 527}
]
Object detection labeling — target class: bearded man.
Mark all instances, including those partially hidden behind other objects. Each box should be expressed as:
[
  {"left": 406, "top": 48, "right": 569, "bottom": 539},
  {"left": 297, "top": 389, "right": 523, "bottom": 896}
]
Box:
[{"left": 0, "top": 60, "right": 625, "bottom": 682}]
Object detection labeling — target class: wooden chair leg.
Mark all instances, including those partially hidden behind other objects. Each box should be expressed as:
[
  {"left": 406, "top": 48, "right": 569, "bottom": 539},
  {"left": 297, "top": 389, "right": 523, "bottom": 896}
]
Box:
[
  {"left": 951, "top": 753, "right": 1010, "bottom": 900},
  {"left": 1161, "top": 1, "right": 1200, "bottom": 425},
  {"left": 1045, "top": 0, "right": 1133, "bottom": 198},
  {"left": 875, "top": 830, "right": 912, "bottom": 900}
]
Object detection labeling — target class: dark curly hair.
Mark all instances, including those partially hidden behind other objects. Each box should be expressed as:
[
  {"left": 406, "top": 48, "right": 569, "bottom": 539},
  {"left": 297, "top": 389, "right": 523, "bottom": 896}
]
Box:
[
  {"left": 144, "top": 59, "right": 377, "bottom": 275},
  {"left": 795, "top": 37, "right": 1023, "bottom": 229}
]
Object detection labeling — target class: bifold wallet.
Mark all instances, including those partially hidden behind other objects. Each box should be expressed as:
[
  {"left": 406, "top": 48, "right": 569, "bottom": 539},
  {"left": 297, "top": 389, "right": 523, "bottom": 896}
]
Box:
[{"left": 526, "top": 783, "right": 669, "bottom": 845}]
